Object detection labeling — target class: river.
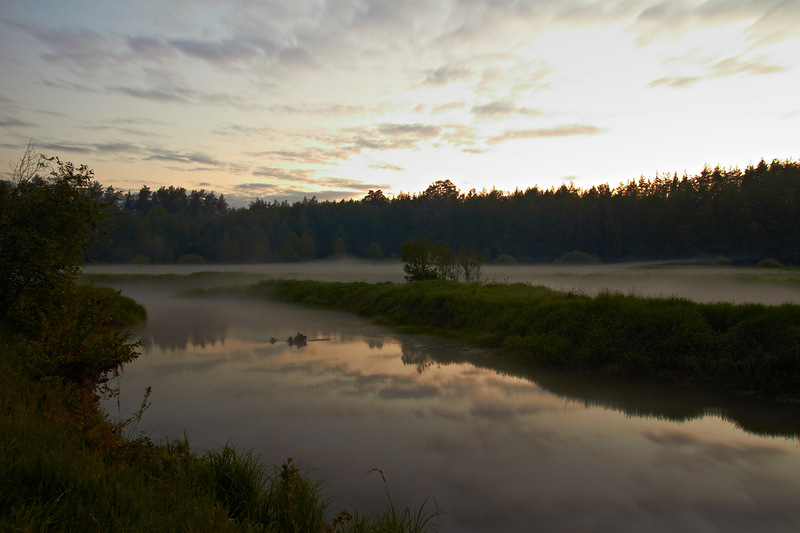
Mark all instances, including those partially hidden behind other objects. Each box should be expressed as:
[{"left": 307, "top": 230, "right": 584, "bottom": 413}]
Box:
[{"left": 92, "top": 262, "right": 800, "bottom": 532}]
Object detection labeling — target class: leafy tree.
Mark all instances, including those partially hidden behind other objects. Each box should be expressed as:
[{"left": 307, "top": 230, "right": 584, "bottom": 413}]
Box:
[
  {"left": 1, "top": 147, "right": 107, "bottom": 321},
  {"left": 0, "top": 145, "right": 139, "bottom": 385},
  {"left": 362, "top": 189, "right": 389, "bottom": 206},
  {"left": 431, "top": 241, "right": 457, "bottom": 281},
  {"left": 401, "top": 237, "right": 481, "bottom": 282},
  {"left": 421, "top": 179, "right": 459, "bottom": 201},
  {"left": 457, "top": 246, "right": 484, "bottom": 283},
  {"left": 364, "top": 242, "right": 384, "bottom": 261},
  {"left": 401, "top": 236, "right": 438, "bottom": 281}
]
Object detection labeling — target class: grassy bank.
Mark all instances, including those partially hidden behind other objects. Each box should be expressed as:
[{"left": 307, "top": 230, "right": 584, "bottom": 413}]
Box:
[
  {"left": 230, "top": 279, "right": 800, "bottom": 399},
  {"left": 1, "top": 287, "right": 440, "bottom": 532}
]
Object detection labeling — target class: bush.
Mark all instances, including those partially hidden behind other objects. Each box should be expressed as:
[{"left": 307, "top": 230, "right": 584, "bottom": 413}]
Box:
[
  {"left": 493, "top": 254, "right": 517, "bottom": 265},
  {"left": 178, "top": 253, "right": 206, "bottom": 264},
  {"left": 756, "top": 258, "right": 784, "bottom": 268}
]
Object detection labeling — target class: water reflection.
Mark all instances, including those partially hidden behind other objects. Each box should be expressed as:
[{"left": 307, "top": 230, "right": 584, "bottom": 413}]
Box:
[
  {"left": 107, "top": 289, "right": 800, "bottom": 533},
  {"left": 397, "top": 335, "right": 800, "bottom": 440}
]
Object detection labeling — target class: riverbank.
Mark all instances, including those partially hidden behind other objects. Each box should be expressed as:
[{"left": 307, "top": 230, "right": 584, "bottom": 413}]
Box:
[
  {"left": 228, "top": 279, "right": 800, "bottom": 399},
  {"left": 1, "top": 284, "right": 439, "bottom": 532}
]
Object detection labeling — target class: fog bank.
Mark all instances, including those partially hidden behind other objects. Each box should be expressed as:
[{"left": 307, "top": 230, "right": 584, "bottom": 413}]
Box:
[{"left": 83, "top": 260, "right": 800, "bottom": 305}]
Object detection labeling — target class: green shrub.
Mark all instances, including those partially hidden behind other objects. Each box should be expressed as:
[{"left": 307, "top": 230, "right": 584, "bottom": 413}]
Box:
[
  {"left": 756, "top": 258, "right": 784, "bottom": 268},
  {"left": 177, "top": 253, "right": 206, "bottom": 264},
  {"left": 492, "top": 254, "right": 517, "bottom": 265}
]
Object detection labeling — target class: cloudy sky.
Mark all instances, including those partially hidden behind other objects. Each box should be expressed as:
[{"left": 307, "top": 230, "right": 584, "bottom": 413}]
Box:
[{"left": 1, "top": 1, "right": 798, "bottom": 206}]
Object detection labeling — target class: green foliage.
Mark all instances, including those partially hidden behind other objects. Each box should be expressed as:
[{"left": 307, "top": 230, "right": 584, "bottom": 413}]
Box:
[
  {"left": 457, "top": 246, "right": 484, "bottom": 283},
  {"left": 80, "top": 158, "right": 800, "bottom": 265},
  {"left": 492, "top": 254, "right": 517, "bottom": 265},
  {"left": 239, "top": 278, "right": 800, "bottom": 398},
  {"left": 1, "top": 328, "right": 440, "bottom": 532},
  {"left": 0, "top": 147, "right": 143, "bottom": 390},
  {"left": 177, "top": 253, "right": 206, "bottom": 264},
  {"left": 401, "top": 237, "right": 438, "bottom": 281},
  {"left": 0, "top": 148, "right": 108, "bottom": 321},
  {"left": 756, "top": 258, "right": 784, "bottom": 268},
  {"left": 0, "top": 148, "right": 440, "bottom": 532},
  {"left": 402, "top": 236, "right": 482, "bottom": 282}
]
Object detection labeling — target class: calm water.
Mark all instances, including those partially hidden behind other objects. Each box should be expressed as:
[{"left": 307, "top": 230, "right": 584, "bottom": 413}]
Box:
[{"left": 102, "top": 276, "right": 800, "bottom": 533}]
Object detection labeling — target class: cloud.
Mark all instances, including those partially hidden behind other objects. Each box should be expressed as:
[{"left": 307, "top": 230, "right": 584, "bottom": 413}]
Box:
[
  {"left": 110, "top": 86, "right": 192, "bottom": 103},
  {"left": 472, "top": 100, "right": 517, "bottom": 117},
  {"left": 269, "top": 103, "right": 367, "bottom": 116},
  {"left": 214, "top": 123, "right": 276, "bottom": 139},
  {"left": 230, "top": 183, "right": 369, "bottom": 205},
  {"left": 42, "top": 79, "right": 99, "bottom": 93},
  {"left": 39, "top": 142, "right": 92, "bottom": 154},
  {"left": 92, "top": 142, "right": 143, "bottom": 154},
  {"left": 376, "top": 123, "right": 441, "bottom": 138},
  {"left": 650, "top": 53, "right": 784, "bottom": 89},
  {"left": 378, "top": 383, "right": 440, "bottom": 400},
  {"left": 710, "top": 56, "right": 785, "bottom": 76},
  {"left": 489, "top": 125, "right": 600, "bottom": 143},
  {"left": 250, "top": 148, "right": 328, "bottom": 164},
  {"left": 631, "top": 0, "right": 800, "bottom": 46},
  {"left": 472, "top": 100, "right": 542, "bottom": 118},
  {"left": 0, "top": 117, "right": 36, "bottom": 128},
  {"left": 234, "top": 182, "right": 281, "bottom": 193},
  {"left": 252, "top": 167, "right": 313, "bottom": 182},
  {"left": 649, "top": 76, "right": 702, "bottom": 88},
  {"left": 423, "top": 65, "right": 473, "bottom": 86},
  {"left": 425, "top": 102, "right": 468, "bottom": 114},
  {"left": 169, "top": 38, "right": 259, "bottom": 63},
  {"left": 16, "top": 21, "right": 122, "bottom": 74},
  {"left": 126, "top": 36, "right": 177, "bottom": 61},
  {"left": 461, "top": 147, "right": 487, "bottom": 154},
  {"left": 79, "top": 118, "right": 168, "bottom": 137},
  {"left": 109, "top": 82, "right": 254, "bottom": 109},
  {"left": 315, "top": 177, "right": 390, "bottom": 190},
  {"left": 145, "top": 150, "right": 225, "bottom": 166},
  {"left": 368, "top": 163, "right": 404, "bottom": 171}
]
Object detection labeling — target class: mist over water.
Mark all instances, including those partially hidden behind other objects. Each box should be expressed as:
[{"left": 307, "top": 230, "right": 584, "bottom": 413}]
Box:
[
  {"left": 93, "top": 262, "right": 800, "bottom": 532},
  {"left": 85, "top": 260, "right": 800, "bottom": 304}
]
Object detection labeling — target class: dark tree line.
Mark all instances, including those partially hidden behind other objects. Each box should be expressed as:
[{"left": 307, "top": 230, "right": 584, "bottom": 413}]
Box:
[{"left": 82, "top": 158, "right": 800, "bottom": 265}]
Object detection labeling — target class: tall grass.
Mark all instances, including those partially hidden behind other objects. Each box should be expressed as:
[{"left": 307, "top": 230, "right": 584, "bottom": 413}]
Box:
[
  {"left": 236, "top": 279, "right": 800, "bottom": 398},
  {"left": 2, "top": 286, "right": 442, "bottom": 532}
]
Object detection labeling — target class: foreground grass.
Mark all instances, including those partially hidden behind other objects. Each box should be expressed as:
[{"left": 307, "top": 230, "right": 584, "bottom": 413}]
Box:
[
  {"left": 226, "top": 279, "right": 800, "bottom": 399},
  {"left": 1, "top": 289, "right": 440, "bottom": 532}
]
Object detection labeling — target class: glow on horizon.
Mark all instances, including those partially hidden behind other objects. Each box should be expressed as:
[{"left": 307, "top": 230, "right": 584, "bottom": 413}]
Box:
[{"left": 1, "top": 1, "right": 798, "bottom": 207}]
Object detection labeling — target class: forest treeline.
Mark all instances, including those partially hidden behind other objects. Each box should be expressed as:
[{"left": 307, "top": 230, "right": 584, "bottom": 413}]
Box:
[{"left": 82, "top": 158, "right": 800, "bottom": 265}]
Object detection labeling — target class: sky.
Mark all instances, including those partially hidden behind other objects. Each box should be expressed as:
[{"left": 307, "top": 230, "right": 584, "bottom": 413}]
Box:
[{"left": 1, "top": 0, "right": 798, "bottom": 207}]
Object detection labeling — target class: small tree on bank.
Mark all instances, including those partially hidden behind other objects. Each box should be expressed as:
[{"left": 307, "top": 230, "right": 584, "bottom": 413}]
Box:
[
  {"left": 401, "top": 236, "right": 438, "bottom": 281},
  {"left": 401, "top": 236, "right": 482, "bottom": 282}
]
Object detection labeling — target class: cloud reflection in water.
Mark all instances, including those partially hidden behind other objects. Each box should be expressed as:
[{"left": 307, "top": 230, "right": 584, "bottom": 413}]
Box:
[{"left": 108, "top": 291, "right": 800, "bottom": 533}]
